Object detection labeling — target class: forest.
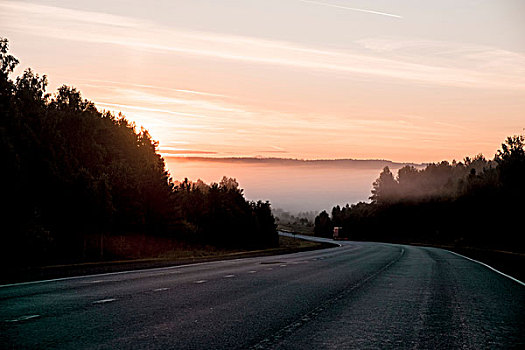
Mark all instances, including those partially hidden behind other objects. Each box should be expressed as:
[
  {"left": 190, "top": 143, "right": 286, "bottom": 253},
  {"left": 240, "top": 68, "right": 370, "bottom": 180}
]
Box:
[
  {"left": 315, "top": 135, "right": 525, "bottom": 253},
  {"left": 0, "top": 39, "right": 277, "bottom": 267}
]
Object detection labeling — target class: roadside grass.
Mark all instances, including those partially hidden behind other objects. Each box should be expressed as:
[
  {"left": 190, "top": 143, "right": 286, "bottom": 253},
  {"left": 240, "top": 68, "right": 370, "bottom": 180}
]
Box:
[
  {"left": 277, "top": 223, "right": 314, "bottom": 235},
  {"left": 0, "top": 234, "right": 327, "bottom": 284},
  {"left": 278, "top": 235, "right": 319, "bottom": 250}
]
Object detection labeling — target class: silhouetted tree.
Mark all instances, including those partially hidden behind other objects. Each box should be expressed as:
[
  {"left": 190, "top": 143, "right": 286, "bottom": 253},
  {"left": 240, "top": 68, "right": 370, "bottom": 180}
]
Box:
[
  {"left": 316, "top": 134, "right": 524, "bottom": 252},
  {"left": 370, "top": 166, "right": 398, "bottom": 204},
  {"left": 314, "top": 210, "right": 333, "bottom": 238},
  {"left": 496, "top": 135, "right": 525, "bottom": 193},
  {"left": 1, "top": 38, "right": 279, "bottom": 267}
]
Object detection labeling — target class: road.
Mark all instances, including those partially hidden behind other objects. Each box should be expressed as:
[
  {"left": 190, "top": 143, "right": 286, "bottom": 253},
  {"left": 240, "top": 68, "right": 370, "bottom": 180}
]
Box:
[{"left": 1, "top": 234, "right": 524, "bottom": 349}]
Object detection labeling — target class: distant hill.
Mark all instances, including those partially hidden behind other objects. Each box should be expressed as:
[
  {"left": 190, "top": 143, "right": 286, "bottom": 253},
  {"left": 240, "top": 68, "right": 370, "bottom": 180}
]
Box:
[{"left": 165, "top": 156, "right": 424, "bottom": 169}]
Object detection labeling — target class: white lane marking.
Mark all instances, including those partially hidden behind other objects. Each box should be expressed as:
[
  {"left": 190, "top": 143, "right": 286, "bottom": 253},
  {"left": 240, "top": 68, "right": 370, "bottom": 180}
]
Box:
[
  {"left": 194, "top": 280, "right": 207, "bottom": 284},
  {"left": 251, "top": 247, "right": 404, "bottom": 349},
  {"left": 153, "top": 288, "right": 169, "bottom": 292},
  {"left": 1, "top": 233, "right": 337, "bottom": 289},
  {"left": 84, "top": 279, "right": 115, "bottom": 284},
  {"left": 447, "top": 250, "right": 525, "bottom": 287},
  {"left": 147, "top": 271, "right": 182, "bottom": 278},
  {"left": 1, "top": 233, "right": 336, "bottom": 289},
  {"left": 280, "top": 264, "right": 287, "bottom": 267},
  {"left": 266, "top": 268, "right": 273, "bottom": 271},
  {"left": 224, "top": 274, "right": 235, "bottom": 278},
  {"left": 248, "top": 270, "right": 257, "bottom": 274},
  {"left": 92, "top": 298, "right": 116, "bottom": 304},
  {"left": 0, "top": 259, "right": 240, "bottom": 288},
  {"left": 5, "top": 314, "right": 40, "bottom": 323}
]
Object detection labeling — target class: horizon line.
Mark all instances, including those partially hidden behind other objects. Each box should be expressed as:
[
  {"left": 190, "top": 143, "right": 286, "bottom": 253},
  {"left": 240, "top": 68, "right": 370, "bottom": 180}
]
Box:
[{"left": 162, "top": 155, "right": 427, "bottom": 165}]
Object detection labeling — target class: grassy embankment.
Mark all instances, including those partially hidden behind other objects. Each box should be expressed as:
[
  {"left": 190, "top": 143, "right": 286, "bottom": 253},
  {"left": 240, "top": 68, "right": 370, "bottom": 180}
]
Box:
[
  {"left": 0, "top": 234, "right": 326, "bottom": 284},
  {"left": 277, "top": 223, "right": 314, "bottom": 235}
]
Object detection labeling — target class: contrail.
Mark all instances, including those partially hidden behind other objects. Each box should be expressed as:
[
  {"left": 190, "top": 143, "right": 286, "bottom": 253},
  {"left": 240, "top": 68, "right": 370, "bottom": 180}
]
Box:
[{"left": 298, "top": 0, "right": 402, "bottom": 19}]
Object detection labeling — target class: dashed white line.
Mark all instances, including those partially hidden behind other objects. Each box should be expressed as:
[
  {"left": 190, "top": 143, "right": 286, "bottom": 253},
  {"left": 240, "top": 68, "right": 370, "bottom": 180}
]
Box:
[
  {"left": 224, "top": 274, "right": 235, "bottom": 278},
  {"left": 85, "top": 279, "right": 115, "bottom": 284},
  {"left": 248, "top": 270, "right": 257, "bottom": 274},
  {"left": 280, "top": 264, "right": 287, "bottom": 267},
  {"left": 0, "top": 259, "right": 237, "bottom": 288},
  {"left": 5, "top": 314, "right": 40, "bottom": 323},
  {"left": 153, "top": 288, "right": 169, "bottom": 292},
  {"left": 92, "top": 298, "right": 116, "bottom": 304},
  {"left": 266, "top": 268, "right": 273, "bottom": 271},
  {"left": 194, "top": 280, "right": 207, "bottom": 284}
]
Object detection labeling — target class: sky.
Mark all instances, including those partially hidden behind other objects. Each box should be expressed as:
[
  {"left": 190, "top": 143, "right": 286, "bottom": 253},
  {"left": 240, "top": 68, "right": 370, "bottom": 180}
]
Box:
[{"left": 1, "top": 0, "right": 524, "bottom": 163}]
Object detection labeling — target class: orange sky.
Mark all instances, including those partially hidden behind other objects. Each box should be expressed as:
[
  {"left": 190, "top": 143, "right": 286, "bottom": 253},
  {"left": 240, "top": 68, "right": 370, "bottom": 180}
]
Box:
[{"left": 1, "top": 0, "right": 524, "bottom": 163}]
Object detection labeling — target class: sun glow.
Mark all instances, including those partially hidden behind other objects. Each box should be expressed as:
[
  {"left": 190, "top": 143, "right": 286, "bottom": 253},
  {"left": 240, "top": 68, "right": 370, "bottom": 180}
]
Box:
[{"left": 1, "top": 0, "right": 523, "bottom": 162}]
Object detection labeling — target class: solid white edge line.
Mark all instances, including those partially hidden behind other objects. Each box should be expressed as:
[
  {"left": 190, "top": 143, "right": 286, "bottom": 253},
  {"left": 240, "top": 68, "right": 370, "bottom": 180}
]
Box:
[
  {"left": 1, "top": 232, "right": 337, "bottom": 288},
  {"left": 446, "top": 249, "right": 525, "bottom": 287},
  {"left": 0, "top": 259, "right": 234, "bottom": 289}
]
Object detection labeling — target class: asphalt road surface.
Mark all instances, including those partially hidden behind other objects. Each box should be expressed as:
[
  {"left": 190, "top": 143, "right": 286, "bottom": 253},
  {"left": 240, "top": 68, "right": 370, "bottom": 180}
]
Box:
[{"left": 1, "top": 234, "right": 524, "bottom": 349}]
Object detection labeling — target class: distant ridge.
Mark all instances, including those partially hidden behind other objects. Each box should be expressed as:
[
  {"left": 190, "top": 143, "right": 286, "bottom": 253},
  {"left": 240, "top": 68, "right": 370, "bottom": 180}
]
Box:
[{"left": 165, "top": 156, "right": 424, "bottom": 169}]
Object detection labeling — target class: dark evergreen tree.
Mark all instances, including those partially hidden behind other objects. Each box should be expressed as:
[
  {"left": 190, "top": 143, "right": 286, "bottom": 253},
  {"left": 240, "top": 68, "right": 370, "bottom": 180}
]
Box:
[{"left": 1, "top": 38, "right": 279, "bottom": 267}]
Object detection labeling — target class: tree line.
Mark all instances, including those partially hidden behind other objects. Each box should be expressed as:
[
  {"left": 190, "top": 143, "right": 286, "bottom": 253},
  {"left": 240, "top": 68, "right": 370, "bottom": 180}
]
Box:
[
  {"left": 315, "top": 135, "right": 525, "bottom": 252},
  {"left": 0, "top": 38, "right": 277, "bottom": 266}
]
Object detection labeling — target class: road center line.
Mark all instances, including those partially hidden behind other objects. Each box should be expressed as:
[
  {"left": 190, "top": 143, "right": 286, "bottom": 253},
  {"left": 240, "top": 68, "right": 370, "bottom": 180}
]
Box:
[
  {"left": 248, "top": 270, "right": 257, "bottom": 273},
  {"left": 194, "top": 280, "right": 207, "bottom": 284},
  {"left": 5, "top": 314, "right": 40, "bottom": 323},
  {"left": 92, "top": 298, "right": 116, "bottom": 304},
  {"left": 224, "top": 274, "right": 235, "bottom": 278},
  {"left": 153, "top": 288, "right": 169, "bottom": 292},
  {"left": 250, "top": 247, "right": 405, "bottom": 349}
]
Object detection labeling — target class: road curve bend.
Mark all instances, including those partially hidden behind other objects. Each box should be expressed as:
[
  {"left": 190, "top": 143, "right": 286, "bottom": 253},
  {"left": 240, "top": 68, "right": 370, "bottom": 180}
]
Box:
[{"left": 1, "top": 235, "right": 523, "bottom": 349}]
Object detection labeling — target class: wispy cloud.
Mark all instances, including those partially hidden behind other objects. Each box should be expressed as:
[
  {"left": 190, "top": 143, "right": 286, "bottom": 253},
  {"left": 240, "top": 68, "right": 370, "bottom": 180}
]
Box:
[
  {"left": 160, "top": 148, "right": 218, "bottom": 156},
  {"left": 298, "top": 0, "right": 402, "bottom": 19},
  {"left": 95, "top": 102, "right": 208, "bottom": 119},
  {"left": 2, "top": 1, "right": 524, "bottom": 90},
  {"left": 356, "top": 38, "right": 525, "bottom": 74},
  {"left": 0, "top": 0, "right": 146, "bottom": 28},
  {"left": 82, "top": 79, "right": 227, "bottom": 98},
  {"left": 97, "top": 88, "right": 244, "bottom": 113}
]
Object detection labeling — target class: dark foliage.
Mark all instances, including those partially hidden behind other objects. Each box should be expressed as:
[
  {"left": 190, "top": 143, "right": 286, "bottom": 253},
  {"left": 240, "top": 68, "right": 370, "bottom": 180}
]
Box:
[
  {"left": 315, "top": 136, "right": 525, "bottom": 252},
  {"left": 0, "top": 39, "right": 277, "bottom": 266},
  {"left": 314, "top": 210, "right": 332, "bottom": 238},
  {"left": 172, "top": 177, "right": 278, "bottom": 249}
]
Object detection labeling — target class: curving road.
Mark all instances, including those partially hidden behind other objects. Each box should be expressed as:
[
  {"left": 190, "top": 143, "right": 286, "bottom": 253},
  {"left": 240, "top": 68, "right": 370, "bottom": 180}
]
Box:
[{"left": 1, "top": 234, "right": 524, "bottom": 349}]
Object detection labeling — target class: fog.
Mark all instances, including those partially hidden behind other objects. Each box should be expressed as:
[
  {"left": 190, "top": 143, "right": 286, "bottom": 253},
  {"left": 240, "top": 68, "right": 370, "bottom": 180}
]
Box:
[{"left": 165, "top": 158, "right": 414, "bottom": 214}]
